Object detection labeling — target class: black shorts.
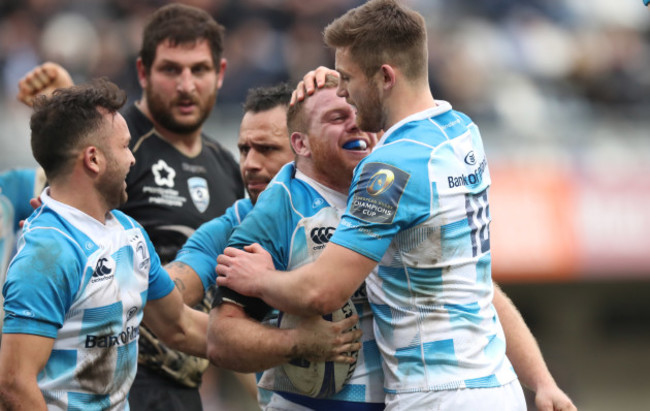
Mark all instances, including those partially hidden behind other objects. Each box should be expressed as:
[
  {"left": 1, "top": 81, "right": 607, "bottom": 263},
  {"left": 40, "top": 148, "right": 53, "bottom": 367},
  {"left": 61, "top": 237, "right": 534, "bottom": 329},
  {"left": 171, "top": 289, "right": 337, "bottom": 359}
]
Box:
[{"left": 128, "top": 366, "right": 202, "bottom": 411}]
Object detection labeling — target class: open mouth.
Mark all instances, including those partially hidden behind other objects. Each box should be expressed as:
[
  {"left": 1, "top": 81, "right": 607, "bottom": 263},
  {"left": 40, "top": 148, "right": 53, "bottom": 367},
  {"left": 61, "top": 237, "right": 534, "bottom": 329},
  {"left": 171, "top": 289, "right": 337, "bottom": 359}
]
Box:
[
  {"left": 342, "top": 139, "right": 368, "bottom": 151},
  {"left": 176, "top": 100, "right": 196, "bottom": 113}
]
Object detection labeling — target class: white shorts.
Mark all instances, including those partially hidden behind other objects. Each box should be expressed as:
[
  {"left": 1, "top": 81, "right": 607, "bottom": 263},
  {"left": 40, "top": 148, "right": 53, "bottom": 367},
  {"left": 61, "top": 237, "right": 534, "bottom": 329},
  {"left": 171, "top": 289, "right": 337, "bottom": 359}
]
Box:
[{"left": 385, "top": 379, "right": 526, "bottom": 411}]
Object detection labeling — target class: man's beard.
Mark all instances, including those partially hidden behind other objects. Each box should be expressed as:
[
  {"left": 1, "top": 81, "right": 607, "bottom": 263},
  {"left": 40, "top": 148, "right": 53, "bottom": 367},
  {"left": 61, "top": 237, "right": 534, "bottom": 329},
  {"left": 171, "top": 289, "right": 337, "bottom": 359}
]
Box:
[
  {"left": 99, "top": 157, "right": 128, "bottom": 210},
  {"left": 355, "top": 83, "right": 384, "bottom": 133},
  {"left": 145, "top": 86, "right": 216, "bottom": 134}
]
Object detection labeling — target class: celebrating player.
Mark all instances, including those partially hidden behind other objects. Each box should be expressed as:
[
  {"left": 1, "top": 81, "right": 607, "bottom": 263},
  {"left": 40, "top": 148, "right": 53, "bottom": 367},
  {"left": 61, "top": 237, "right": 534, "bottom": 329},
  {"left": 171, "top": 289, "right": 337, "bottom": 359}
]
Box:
[
  {"left": 216, "top": 1, "right": 576, "bottom": 410},
  {"left": 16, "top": 5, "right": 244, "bottom": 409},
  {"left": 0, "top": 79, "right": 209, "bottom": 410},
  {"left": 208, "top": 75, "right": 384, "bottom": 410}
]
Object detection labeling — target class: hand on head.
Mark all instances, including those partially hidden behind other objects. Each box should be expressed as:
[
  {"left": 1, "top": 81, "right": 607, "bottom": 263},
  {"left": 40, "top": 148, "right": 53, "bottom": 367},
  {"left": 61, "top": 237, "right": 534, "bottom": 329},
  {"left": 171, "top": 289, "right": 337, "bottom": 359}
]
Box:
[{"left": 290, "top": 66, "right": 339, "bottom": 106}]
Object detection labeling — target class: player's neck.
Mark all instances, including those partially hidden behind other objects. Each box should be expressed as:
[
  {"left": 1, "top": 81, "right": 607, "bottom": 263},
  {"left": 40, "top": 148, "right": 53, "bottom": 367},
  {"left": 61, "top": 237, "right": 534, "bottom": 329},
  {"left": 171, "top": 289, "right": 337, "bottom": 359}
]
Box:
[
  {"left": 296, "top": 163, "right": 349, "bottom": 195},
  {"left": 135, "top": 100, "right": 203, "bottom": 157},
  {"left": 48, "top": 180, "right": 110, "bottom": 224},
  {"left": 385, "top": 80, "right": 436, "bottom": 130}
]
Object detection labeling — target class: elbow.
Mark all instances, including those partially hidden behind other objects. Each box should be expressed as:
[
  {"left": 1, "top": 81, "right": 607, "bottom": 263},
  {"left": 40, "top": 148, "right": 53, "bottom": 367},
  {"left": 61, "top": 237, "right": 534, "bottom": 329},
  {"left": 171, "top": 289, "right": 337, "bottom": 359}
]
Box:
[
  {"left": 206, "top": 322, "right": 258, "bottom": 373},
  {"left": 206, "top": 331, "right": 227, "bottom": 367},
  {"left": 305, "top": 287, "right": 349, "bottom": 316}
]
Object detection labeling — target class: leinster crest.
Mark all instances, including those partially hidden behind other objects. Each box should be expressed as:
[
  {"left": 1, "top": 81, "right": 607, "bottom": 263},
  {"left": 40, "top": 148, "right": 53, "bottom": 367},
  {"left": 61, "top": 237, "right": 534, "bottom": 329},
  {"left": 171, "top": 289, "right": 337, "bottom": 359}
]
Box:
[{"left": 187, "top": 177, "right": 210, "bottom": 213}]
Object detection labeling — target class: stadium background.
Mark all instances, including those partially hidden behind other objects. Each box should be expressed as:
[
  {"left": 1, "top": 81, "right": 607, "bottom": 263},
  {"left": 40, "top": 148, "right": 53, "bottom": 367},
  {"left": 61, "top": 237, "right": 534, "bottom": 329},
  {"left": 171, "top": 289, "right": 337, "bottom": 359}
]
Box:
[{"left": 1, "top": 0, "right": 649, "bottom": 409}]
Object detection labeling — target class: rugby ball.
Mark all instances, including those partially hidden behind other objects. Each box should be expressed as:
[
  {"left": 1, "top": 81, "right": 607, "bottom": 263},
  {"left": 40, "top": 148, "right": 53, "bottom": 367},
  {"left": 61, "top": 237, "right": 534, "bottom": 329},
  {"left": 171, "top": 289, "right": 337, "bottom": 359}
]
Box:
[{"left": 278, "top": 299, "right": 359, "bottom": 398}]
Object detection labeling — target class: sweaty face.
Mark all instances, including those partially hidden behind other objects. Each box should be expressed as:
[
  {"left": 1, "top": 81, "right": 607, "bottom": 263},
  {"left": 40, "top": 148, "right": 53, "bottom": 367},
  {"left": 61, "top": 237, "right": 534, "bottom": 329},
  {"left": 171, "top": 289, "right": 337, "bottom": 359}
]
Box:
[
  {"left": 97, "top": 113, "right": 135, "bottom": 210},
  {"left": 142, "top": 39, "right": 221, "bottom": 135},
  {"left": 238, "top": 106, "right": 294, "bottom": 203},
  {"left": 335, "top": 47, "right": 385, "bottom": 133},
  {"left": 302, "top": 87, "right": 376, "bottom": 191}
]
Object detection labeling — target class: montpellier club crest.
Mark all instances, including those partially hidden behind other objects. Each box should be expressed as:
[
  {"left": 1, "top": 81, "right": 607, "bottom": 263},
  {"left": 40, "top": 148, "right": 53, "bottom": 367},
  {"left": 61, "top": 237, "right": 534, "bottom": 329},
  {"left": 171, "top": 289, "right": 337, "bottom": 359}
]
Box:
[{"left": 187, "top": 177, "right": 210, "bottom": 213}]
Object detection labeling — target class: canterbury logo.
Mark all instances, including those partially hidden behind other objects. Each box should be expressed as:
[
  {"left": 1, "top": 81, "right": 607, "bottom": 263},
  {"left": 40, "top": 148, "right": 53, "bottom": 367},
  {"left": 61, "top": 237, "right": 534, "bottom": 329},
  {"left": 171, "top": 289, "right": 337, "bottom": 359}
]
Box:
[
  {"left": 310, "top": 227, "right": 335, "bottom": 245},
  {"left": 93, "top": 258, "right": 113, "bottom": 277}
]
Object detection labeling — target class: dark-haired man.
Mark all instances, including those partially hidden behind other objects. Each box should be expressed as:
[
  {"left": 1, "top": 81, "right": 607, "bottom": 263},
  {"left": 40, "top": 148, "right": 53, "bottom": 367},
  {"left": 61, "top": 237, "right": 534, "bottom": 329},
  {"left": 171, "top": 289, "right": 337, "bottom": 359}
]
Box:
[
  {"left": 0, "top": 79, "right": 209, "bottom": 410},
  {"left": 17, "top": 5, "right": 244, "bottom": 409}
]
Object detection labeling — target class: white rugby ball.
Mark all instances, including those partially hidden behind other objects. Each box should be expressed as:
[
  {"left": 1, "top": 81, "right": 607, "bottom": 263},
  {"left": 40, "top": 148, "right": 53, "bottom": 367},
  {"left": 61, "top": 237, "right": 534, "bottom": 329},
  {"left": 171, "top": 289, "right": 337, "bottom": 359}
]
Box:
[{"left": 278, "top": 299, "right": 360, "bottom": 398}]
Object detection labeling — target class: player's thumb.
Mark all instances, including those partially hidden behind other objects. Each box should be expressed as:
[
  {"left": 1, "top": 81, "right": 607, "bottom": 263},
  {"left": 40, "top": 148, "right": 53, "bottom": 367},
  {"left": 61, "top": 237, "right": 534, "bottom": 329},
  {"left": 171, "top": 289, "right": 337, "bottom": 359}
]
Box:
[{"left": 243, "top": 243, "right": 264, "bottom": 254}]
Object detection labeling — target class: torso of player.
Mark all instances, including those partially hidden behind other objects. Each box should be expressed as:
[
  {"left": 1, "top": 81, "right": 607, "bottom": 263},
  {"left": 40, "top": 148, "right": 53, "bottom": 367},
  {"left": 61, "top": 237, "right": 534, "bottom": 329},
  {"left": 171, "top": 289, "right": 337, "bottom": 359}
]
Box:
[
  {"left": 47, "top": 223, "right": 150, "bottom": 398},
  {"left": 334, "top": 103, "right": 516, "bottom": 393},
  {"left": 5, "top": 198, "right": 163, "bottom": 409},
  {"left": 121, "top": 105, "right": 244, "bottom": 263},
  {"left": 237, "top": 164, "right": 384, "bottom": 404}
]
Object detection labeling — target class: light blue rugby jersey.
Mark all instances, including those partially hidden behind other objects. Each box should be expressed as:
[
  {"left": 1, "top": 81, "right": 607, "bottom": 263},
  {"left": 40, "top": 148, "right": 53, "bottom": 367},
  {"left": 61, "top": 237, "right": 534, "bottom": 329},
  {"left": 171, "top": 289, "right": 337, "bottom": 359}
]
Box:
[
  {"left": 226, "top": 162, "right": 385, "bottom": 409},
  {"left": 2, "top": 189, "right": 174, "bottom": 410},
  {"left": 331, "top": 101, "right": 517, "bottom": 394},
  {"left": 1, "top": 168, "right": 43, "bottom": 329},
  {"left": 1, "top": 168, "right": 44, "bottom": 276},
  {"left": 174, "top": 199, "right": 253, "bottom": 291}
]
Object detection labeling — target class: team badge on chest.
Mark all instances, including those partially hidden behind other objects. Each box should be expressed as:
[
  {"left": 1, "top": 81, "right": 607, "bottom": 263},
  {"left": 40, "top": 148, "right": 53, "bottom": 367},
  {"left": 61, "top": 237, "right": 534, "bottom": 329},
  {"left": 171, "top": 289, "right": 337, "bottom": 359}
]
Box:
[{"left": 188, "top": 177, "right": 210, "bottom": 213}]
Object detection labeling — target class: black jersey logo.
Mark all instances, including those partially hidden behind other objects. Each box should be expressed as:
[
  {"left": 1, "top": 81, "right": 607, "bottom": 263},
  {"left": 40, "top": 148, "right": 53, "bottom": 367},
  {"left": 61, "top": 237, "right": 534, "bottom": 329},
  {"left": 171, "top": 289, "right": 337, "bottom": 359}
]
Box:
[
  {"left": 152, "top": 159, "right": 176, "bottom": 188},
  {"left": 188, "top": 176, "right": 210, "bottom": 213}
]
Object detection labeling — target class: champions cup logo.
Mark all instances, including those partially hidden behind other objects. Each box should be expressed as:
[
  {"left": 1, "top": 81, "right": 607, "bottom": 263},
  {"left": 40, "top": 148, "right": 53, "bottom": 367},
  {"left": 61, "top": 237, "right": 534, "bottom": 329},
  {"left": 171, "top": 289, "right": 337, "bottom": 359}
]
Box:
[{"left": 367, "top": 169, "right": 395, "bottom": 196}]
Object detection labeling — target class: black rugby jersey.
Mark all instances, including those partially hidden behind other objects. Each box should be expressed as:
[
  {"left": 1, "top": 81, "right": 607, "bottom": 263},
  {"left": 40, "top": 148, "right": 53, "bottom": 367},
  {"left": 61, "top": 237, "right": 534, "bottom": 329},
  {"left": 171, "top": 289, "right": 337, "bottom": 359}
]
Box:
[{"left": 120, "top": 104, "right": 244, "bottom": 264}]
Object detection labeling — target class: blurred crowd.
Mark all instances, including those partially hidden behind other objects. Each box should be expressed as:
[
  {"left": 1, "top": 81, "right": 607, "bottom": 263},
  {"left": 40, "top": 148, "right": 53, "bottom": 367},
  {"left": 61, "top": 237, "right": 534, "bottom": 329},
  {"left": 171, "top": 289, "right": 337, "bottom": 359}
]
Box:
[{"left": 1, "top": 0, "right": 649, "bottom": 147}]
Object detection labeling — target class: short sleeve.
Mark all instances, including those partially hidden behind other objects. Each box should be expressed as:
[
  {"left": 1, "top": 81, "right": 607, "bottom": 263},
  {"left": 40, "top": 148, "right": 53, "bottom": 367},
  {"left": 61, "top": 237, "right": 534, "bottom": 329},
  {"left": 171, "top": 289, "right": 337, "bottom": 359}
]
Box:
[
  {"left": 331, "top": 147, "right": 430, "bottom": 262},
  {"left": 2, "top": 229, "right": 82, "bottom": 338}
]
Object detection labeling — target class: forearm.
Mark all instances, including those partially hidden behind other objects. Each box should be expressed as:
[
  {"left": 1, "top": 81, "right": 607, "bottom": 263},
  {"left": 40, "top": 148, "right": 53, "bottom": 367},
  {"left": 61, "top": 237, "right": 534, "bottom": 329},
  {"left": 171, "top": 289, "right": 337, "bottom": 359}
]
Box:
[
  {"left": 258, "top": 265, "right": 327, "bottom": 316},
  {"left": 161, "top": 306, "right": 209, "bottom": 358},
  {"left": 207, "top": 308, "right": 308, "bottom": 372},
  {"left": 257, "top": 246, "right": 371, "bottom": 315},
  {"left": 493, "top": 284, "right": 555, "bottom": 391},
  {"left": 217, "top": 243, "right": 372, "bottom": 315},
  {"left": 165, "top": 261, "right": 205, "bottom": 306}
]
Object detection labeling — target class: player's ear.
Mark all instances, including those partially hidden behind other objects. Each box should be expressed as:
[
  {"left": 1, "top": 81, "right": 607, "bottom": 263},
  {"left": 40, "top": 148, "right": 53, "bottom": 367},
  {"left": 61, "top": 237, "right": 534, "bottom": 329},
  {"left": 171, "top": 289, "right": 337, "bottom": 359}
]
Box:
[
  {"left": 290, "top": 131, "right": 310, "bottom": 157},
  {"left": 82, "top": 145, "right": 102, "bottom": 174},
  {"left": 379, "top": 64, "right": 396, "bottom": 91},
  {"left": 136, "top": 58, "right": 148, "bottom": 90},
  {"left": 216, "top": 58, "right": 227, "bottom": 90}
]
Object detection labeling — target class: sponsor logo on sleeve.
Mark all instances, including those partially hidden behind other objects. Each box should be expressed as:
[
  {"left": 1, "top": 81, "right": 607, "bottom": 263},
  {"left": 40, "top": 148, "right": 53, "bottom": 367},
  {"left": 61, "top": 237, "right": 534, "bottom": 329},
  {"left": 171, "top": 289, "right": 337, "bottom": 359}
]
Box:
[{"left": 349, "top": 162, "right": 410, "bottom": 224}]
